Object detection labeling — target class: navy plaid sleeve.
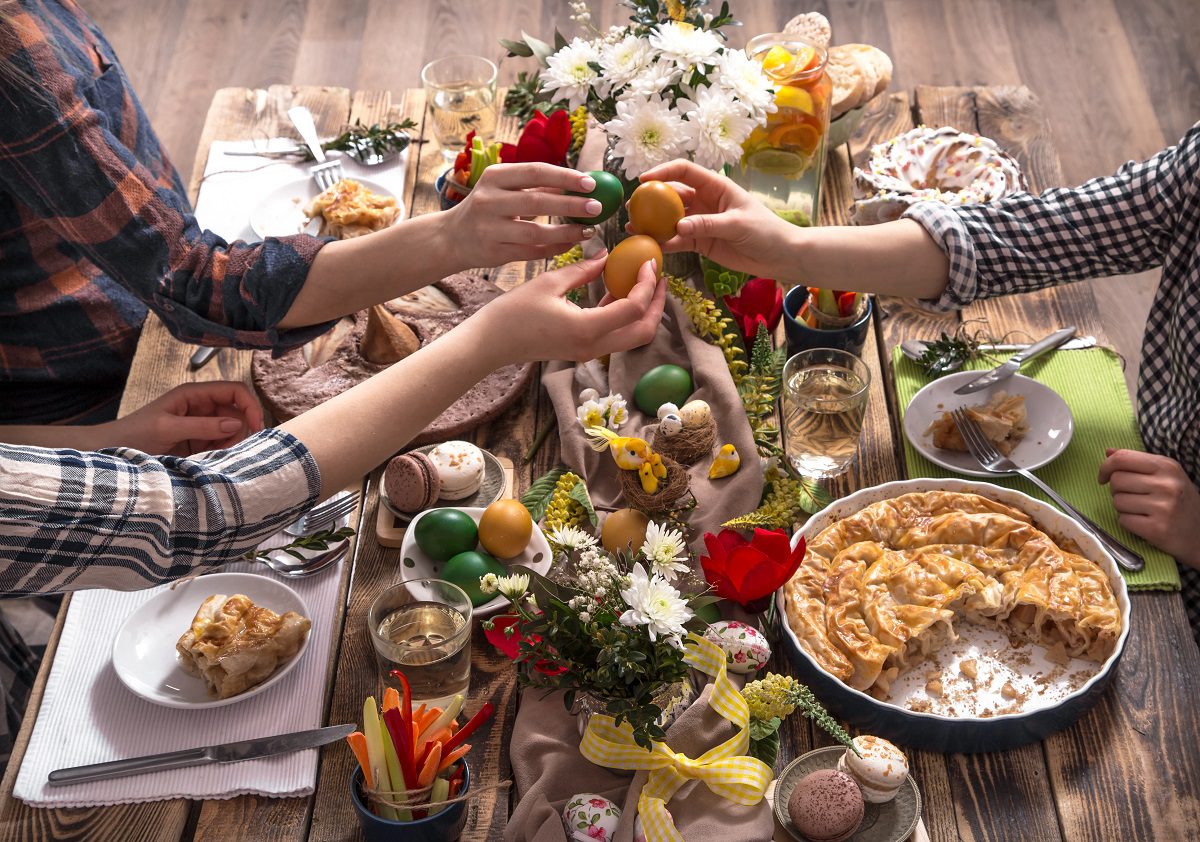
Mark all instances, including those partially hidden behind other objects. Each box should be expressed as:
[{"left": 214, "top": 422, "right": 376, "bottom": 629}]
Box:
[
  {"left": 903, "top": 123, "right": 1199, "bottom": 311},
  {"left": 0, "top": 429, "right": 321, "bottom": 596},
  {"left": 0, "top": 5, "right": 332, "bottom": 352}
]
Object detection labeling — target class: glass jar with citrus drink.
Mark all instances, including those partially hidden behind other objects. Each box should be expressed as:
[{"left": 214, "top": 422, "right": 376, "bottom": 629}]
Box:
[{"left": 734, "top": 34, "right": 832, "bottom": 227}]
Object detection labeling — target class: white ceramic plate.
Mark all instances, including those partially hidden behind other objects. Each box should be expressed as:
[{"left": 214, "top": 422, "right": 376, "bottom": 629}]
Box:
[
  {"left": 399, "top": 507, "right": 552, "bottom": 618},
  {"left": 112, "top": 573, "right": 311, "bottom": 709},
  {"left": 902, "top": 371, "right": 1074, "bottom": 477},
  {"left": 249, "top": 177, "right": 402, "bottom": 240}
]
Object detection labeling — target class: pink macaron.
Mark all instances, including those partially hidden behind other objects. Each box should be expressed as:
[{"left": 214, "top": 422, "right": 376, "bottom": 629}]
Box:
[
  {"left": 787, "top": 768, "right": 865, "bottom": 842},
  {"left": 384, "top": 452, "right": 441, "bottom": 513}
]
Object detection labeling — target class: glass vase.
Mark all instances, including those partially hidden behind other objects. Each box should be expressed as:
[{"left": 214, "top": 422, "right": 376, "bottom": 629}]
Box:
[
  {"left": 733, "top": 33, "right": 833, "bottom": 228},
  {"left": 570, "top": 680, "right": 695, "bottom": 740}
]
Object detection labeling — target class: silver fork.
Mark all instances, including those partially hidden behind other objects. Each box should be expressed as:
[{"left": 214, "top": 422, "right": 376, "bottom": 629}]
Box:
[
  {"left": 950, "top": 408, "right": 1144, "bottom": 572},
  {"left": 283, "top": 490, "right": 360, "bottom": 537},
  {"left": 287, "top": 105, "right": 344, "bottom": 191},
  {"left": 256, "top": 540, "right": 349, "bottom": 579}
]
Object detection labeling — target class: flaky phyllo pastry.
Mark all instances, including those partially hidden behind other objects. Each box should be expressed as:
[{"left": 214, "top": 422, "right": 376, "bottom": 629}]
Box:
[
  {"left": 783, "top": 492, "right": 1122, "bottom": 698},
  {"left": 927, "top": 391, "right": 1028, "bottom": 456},
  {"left": 303, "top": 178, "right": 399, "bottom": 239},
  {"left": 176, "top": 594, "right": 311, "bottom": 699}
]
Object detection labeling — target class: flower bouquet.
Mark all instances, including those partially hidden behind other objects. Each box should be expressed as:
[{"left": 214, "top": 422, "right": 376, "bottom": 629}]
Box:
[{"left": 481, "top": 524, "right": 717, "bottom": 749}]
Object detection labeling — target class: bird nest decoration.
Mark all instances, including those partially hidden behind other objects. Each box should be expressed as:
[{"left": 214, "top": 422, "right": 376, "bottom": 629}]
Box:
[
  {"left": 651, "top": 421, "right": 716, "bottom": 466},
  {"left": 618, "top": 453, "right": 691, "bottom": 512}
]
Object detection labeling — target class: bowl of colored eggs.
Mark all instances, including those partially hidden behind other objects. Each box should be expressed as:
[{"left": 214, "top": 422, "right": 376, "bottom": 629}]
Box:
[{"left": 400, "top": 501, "right": 552, "bottom": 617}]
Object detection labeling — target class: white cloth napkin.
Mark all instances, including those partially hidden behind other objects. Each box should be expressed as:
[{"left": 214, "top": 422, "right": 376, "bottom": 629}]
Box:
[
  {"left": 191, "top": 138, "right": 410, "bottom": 242},
  {"left": 13, "top": 524, "right": 350, "bottom": 807}
]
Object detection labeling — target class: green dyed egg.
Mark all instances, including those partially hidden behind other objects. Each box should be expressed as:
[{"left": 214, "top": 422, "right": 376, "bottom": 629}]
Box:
[
  {"left": 566, "top": 170, "right": 624, "bottom": 224},
  {"left": 634, "top": 364, "right": 693, "bottom": 415},
  {"left": 414, "top": 509, "right": 478, "bottom": 562},
  {"left": 442, "top": 550, "right": 505, "bottom": 606}
]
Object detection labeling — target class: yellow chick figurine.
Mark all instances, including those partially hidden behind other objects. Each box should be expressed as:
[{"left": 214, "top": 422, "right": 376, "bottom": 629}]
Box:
[
  {"left": 639, "top": 462, "right": 659, "bottom": 494},
  {"left": 648, "top": 452, "right": 667, "bottom": 480},
  {"left": 586, "top": 426, "right": 651, "bottom": 471},
  {"left": 708, "top": 444, "right": 741, "bottom": 479}
]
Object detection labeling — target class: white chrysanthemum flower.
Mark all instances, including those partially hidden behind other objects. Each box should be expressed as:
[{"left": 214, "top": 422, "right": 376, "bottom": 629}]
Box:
[
  {"left": 716, "top": 49, "right": 777, "bottom": 121},
  {"left": 649, "top": 22, "right": 722, "bottom": 73},
  {"left": 479, "top": 572, "right": 499, "bottom": 595},
  {"left": 605, "top": 94, "right": 688, "bottom": 178},
  {"left": 626, "top": 60, "right": 682, "bottom": 97},
  {"left": 639, "top": 521, "right": 691, "bottom": 581},
  {"left": 600, "top": 35, "right": 654, "bottom": 91},
  {"left": 604, "top": 395, "right": 628, "bottom": 429},
  {"left": 619, "top": 563, "right": 693, "bottom": 646},
  {"left": 543, "top": 38, "right": 602, "bottom": 110},
  {"left": 548, "top": 524, "right": 598, "bottom": 551},
  {"left": 576, "top": 398, "right": 607, "bottom": 429},
  {"left": 679, "top": 86, "right": 761, "bottom": 170},
  {"left": 496, "top": 573, "right": 530, "bottom": 600}
]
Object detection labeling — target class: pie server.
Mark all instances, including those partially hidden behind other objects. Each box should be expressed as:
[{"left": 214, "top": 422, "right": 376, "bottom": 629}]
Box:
[
  {"left": 953, "top": 326, "right": 1077, "bottom": 395},
  {"left": 47, "top": 723, "right": 354, "bottom": 786}
]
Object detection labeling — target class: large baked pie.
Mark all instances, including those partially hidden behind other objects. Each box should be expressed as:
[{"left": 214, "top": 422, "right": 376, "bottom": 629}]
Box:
[
  {"left": 176, "top": 594, "right": 311, "bottom": 699},
  {"left": 783, "top": 491, "right": 1122, "bottom": 698}
]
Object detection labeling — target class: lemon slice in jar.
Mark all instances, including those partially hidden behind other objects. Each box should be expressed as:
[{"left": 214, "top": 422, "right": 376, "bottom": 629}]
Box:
[
  {"left": 775, "top": 85, "right": 815, "bottom": 115},
  {"left": 745, "top": 149, "right": 808, "bottom": 178}
]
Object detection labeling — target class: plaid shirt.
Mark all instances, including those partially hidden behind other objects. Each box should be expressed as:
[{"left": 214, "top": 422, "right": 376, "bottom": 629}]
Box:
[
  {"left": 0, "top": 1, "right": 330, "bottom": 424},
  {"left": 906, "top": 122, "right": 1200, "bottom": 643},
  {"left": 0, "top": 429, "right": 319, "bottom": 596}
]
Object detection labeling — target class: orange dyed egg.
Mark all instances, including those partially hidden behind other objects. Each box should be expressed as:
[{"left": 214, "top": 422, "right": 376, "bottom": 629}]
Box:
[
  {"left": 604, "top": 235, "right": 662, "bottom": 299},
  {"left": 628, "top": 181, "right": 685, "bottom": 243}
]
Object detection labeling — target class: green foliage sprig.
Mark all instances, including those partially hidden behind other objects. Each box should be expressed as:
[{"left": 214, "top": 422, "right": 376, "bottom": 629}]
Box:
[
  {"left": 300, "top": 119, "right": 416, "bottom": 163},
  {"left": 622, "top": 0, "right": 738, "bottom": 36},
  {"left": 742, "top": 672, "right": 856, "bottom": 768},
  {"left": 738, "top": 322, "right": 786, "bottom": 447},
  {"left": 667, "top": 275, "right": 747, "bottom": 383},
  {"left": 502, "top": 71, "right": 554, "bottom": 127},
  {"left": 722, "top": 464, "right": 831, "bottom": 529},
  {"left": 242, "top": 527, "right": 354, "bottom": 563},
  {"left": 520, "top": 466, "right": 569, "bottom": 522}
]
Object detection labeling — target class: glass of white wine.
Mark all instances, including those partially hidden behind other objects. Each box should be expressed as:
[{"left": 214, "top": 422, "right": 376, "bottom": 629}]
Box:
[
  {"left": 368, "top": 578, "right": 472, "bottom": 707},
  {"left": 783, "top": 348, "right": 872, "bottom": 479},
  {"left": 420, "top": 55, "right": 499, "bottom": 160}
]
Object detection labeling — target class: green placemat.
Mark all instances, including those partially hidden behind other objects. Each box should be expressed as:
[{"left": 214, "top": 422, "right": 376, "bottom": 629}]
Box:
[{"left": 891, "top": 346, "right": 1180, "bottom": 590}]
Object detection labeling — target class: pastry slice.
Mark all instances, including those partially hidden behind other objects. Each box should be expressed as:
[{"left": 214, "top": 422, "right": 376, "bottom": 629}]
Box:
[{"left": 928, "top": 391, "right": 1029, "bottom": 455}]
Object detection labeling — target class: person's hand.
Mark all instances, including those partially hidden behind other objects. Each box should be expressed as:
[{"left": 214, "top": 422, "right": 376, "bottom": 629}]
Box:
[
  {"left": 1098, "top": 449, "right": 1200, "bottom": 568},
  {"left": 477, "top": 252, "right": 666, "bottom": 364},
  {"left": 636, "top": 159, "right": 803, "bottom": 280},
  {"left": 443, "top": 163, "right": 606, "bottom": 267},
  {"left": 101, "top": 382, "right": 265, "bottom": 456}
]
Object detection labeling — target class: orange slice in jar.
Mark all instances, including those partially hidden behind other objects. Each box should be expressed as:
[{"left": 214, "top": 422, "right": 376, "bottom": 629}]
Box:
[
  {"left": 760, "top": 46, "right": 796, "bottom": 78},
  {"left": 768, "top": 122, "right": 822, "bottom": 154}
]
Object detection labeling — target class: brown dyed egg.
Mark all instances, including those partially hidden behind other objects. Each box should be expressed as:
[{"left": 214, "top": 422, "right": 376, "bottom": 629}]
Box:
[
  {"left": 601, "top": 508, "right": 650, "bottom": 555},
  {"left": 478, "top": 499, "right": 534, "bottom": 560},
  {"left": 603, "top": 235, "right": 662, "bottom": 299},
  {"left": 628, "top": 181, "right": 685, "bottom": 243}
]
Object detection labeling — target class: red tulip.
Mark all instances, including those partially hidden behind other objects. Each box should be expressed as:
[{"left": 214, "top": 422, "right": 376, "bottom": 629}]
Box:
[
  {"left": 724, "top": 277, "right": 784, "bottom": 340},
  {"left": 500, "top": 109, "right": 571, "bottom": 167},
  {"left": 483, "top": 614, "right": 523, "bottom": 659},
  {"left": 700, "top": 528, "right": 806, "bottom": 612}
]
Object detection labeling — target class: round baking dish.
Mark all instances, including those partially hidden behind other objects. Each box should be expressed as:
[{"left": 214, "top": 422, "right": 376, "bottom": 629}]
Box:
[{"left": 775, "top": 478, "right": 1131, "bottom": 753}]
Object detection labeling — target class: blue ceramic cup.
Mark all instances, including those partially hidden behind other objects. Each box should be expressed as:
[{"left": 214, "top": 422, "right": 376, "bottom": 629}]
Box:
[
  {"left": 782, "top": 286, "right": 873, "bottom": 359},
  {"left": 350, "top": 762, "right": 470, "bottom": 842}
]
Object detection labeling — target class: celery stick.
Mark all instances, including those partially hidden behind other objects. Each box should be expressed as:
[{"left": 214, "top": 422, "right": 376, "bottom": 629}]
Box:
[
  {"left": 422, "top": 694, "right": 464, "bottom": 742},
  {"left": 429, "top": 777, "right": 450, "bottom": 816},
  {"left": 379, "top": 713, "right": 412, "bottom": 822},
  {"left": 362, "top": 698, "right": 398, "bottom": 820}
]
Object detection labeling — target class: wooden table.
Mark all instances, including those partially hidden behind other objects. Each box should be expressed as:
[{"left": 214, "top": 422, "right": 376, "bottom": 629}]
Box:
[{"left": 2, "top": 83, "right": 1199, "bottom": 842}]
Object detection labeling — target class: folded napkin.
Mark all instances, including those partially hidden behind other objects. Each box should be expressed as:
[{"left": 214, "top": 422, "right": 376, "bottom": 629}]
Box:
[
  {"left": 891, "top": 346, "right": 1180, "bottom": 590},
  {"left": 192, "top": 138, "right": 410, "bottom": 242},
  {"left": 13, "top": 525, "right": 347, "bottom": 808}
]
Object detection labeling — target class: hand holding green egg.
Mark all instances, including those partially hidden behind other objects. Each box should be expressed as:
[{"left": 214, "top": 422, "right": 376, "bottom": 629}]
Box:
[{"left": 566, "top": 170, "right": 624, "bottom": 225}]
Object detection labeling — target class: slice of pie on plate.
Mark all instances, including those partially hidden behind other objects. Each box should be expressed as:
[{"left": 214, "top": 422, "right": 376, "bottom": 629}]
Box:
[{"left": 927, "top": 391, "right": 1028, "bottom": 455}]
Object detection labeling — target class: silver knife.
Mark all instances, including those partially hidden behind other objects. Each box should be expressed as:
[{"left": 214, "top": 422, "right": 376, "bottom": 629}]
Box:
[
  {"left": 47, "top": 723, "right": 353, "bottom": 786},
  {"left": 953, "top": 326, "right": 1077, "bottom": 395},
  {"left": 190, "top": 345, "right": 219, "bottom": 370}
]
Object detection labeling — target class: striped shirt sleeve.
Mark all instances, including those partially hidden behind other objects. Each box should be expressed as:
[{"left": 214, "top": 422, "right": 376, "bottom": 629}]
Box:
[{"left": 0, "top": 429, "right": 321, "bottom": 596}]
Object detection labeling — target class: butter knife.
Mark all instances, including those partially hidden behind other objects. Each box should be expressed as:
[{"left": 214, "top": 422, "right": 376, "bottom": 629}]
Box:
[
  {"left": 47, "top": 723, "right": 353, "bottom": 786},
  {"left": 953, "top": 326, "right": 1076, "bottom": 395}
]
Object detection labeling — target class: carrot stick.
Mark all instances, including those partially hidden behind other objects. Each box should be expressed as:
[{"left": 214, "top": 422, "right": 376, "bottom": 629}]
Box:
[
  {"left": 382, "top": 687, "right": 400, "bottom": 713},
  {"left": 412, "top": 702, "right": 427, "bottom": 723},
  {"left": 416, "top": 706, "right": 442, "bottom": 733},
  {"left": 412, "top": 721, "right": 420, "bottom": 754},
  {"left": 449, "top": 720, "right": 460, "bottom": 734},
  {"left": 417, "top": 742, "right": 443, "bottom": 787},
  {"left": 425, "top": 727, "right": 453, "bottom": 749},
  {"left": 438, "top": 744, "right": 470, "bottom": 773},
  {"left": 346, "top": 732, "right": 373, "bottom": 790}
]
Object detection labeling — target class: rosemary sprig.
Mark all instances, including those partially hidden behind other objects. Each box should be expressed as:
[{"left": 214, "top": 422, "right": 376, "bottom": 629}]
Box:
[
  {"left": 242, "top": 527, "right": 355, "bottom": 563},
  {"left": 299, "top": 119, "right": 417, "bottom": 162}
]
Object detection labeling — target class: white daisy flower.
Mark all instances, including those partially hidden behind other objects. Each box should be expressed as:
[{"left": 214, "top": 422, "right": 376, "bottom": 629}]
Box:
[
  {"left": 496, "top": 573, "right": 530, "bottom": 600},
  {"left": 679, "top": 86, "right": 761, "bottom": 170},
  {"left": 618, "top": 562, "right": 693, "bottom": 647},
  {"left": 605, "top": 94, "right": 688, "bottom": 178},
  {"left": 649, "top": 22, "right": 722, "bottom": 73},
  {"left": 715, "top": 49, "right": 777, "bottom": 121},
  {"left": 626, "top": 61, "right": 682, "bottom": 98},
  {"left": 639, "top": 521, "right": 691, "bottom": 581},
  {"left": 577, "top": 398, "right": 607, "bottom": 429},
  {"left": 548, "top": 524, "right": 598, "bottom": 551},
  {"left": 479, "top": 572, "right": 499, "bottom": 595},
  {"left": 600, "top": 35, "right": 654, "bottom": 91},
  {"left": 543, "top": 38, "right": 602, "bottom": 110}
]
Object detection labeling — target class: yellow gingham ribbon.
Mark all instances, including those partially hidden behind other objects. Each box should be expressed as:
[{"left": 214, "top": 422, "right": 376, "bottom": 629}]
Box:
[{"left": 579, "top": 633, "right": 772, "bottom": 842}]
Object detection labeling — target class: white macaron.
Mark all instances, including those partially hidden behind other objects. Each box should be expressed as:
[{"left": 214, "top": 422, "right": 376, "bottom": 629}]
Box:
[
  {"left": 427, "top": 441, "right": 486, "bottom": 501},
  {"left": 836, "top": 735, "right": 909, "bottom": 803}
]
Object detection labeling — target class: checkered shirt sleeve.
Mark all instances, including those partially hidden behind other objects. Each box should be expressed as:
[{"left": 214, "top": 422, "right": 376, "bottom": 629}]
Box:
[{"left": 0, "top": 429, "right": 320, "bottom": 596}]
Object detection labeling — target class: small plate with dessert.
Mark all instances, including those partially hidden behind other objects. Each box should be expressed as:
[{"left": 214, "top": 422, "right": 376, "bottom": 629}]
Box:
[
  {"left": 381, "top": 441, "right": 507, "bottom": 524},
  {"left": 902, "top": 371, "right": 1073, "bottom": 477},
  {"left": 112, "top": 573, "right": 312, "bottom": 709},
  {"left": 250, "top": 176, "right": 402, "bottom": 240}
]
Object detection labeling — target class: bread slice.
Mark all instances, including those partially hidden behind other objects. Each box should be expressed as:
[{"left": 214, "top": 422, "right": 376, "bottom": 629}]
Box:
[
  {"left": 845, "top": 44, "right": 893, "bottom": 97},
  {"left": 783, "top": 11, "right": 832, "bottom": 48},
  {"left": 826, "top": 48, "right": 868, "bottom": 117}
]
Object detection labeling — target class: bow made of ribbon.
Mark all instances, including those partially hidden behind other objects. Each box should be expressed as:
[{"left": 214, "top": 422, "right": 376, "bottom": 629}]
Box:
[{"left": 579, "top": 633, "right": 772, "bottom": 842}]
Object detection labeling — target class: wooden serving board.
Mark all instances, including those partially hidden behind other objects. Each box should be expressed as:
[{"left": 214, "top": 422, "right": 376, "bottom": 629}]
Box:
[{"left": 374, "top": 456, "right": 515, "bottom": 547}]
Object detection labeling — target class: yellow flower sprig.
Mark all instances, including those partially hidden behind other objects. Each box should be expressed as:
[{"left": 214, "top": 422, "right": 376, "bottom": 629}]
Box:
[
  {"left": 722, "top": 465, "right": 831, "bottom": 529},
  {"left": 569, "top": 106, "right": 588, "bottom": 155},
  {"left": 667, "top": 274, "right": 747, "bottom": 383},
  {"left": 543, "top": 471, "right": 591, "bottom": 538}
]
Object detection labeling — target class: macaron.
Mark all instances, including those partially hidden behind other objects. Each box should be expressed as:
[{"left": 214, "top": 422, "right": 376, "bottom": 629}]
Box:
[
  {"left": 383, "top": 452, "right": 441, "bottom": 513},
  {"left": 836, "top": 735, "right": 909, "bottom": 804},
  {"left": 787, "top": 769, "right": 864, "bottom": 842},
  {"left": 428, "top": 441, "right": 486, "bottom": 501}
]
